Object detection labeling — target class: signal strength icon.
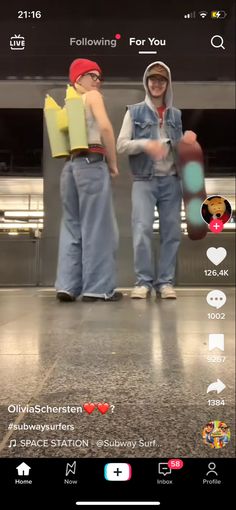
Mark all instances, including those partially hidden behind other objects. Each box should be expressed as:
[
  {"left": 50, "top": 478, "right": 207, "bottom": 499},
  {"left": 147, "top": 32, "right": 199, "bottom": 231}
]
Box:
[
  {"left": 199, "top": 11, "right": 208, "bottom": 18},
  {"left": 184, "top": 11, "right": 196, "bottom": 18}
]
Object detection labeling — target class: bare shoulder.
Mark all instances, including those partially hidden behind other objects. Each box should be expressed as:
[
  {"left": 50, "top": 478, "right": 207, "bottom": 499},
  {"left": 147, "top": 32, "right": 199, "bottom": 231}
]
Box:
[{"left": 85, "top": 89, "right": 104, "bottom": 105}]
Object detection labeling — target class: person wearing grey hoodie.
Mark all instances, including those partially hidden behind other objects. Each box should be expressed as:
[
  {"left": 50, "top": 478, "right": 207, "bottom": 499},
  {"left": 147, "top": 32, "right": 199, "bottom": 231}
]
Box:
[{"left": 117, "top": 61, "right": 197, "bottom": 299}]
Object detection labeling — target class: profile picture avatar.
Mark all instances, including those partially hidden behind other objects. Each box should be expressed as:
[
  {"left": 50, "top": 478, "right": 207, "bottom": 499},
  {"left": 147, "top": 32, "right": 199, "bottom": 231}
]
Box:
[{"left": 201, "top": 195, "right": 232, "bottom": 225}]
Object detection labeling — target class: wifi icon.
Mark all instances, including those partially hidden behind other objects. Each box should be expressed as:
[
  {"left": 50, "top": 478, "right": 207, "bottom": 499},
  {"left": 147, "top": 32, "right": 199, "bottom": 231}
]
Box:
[{"left": 199, "top": 11, "right": 208, "bottom": 18}]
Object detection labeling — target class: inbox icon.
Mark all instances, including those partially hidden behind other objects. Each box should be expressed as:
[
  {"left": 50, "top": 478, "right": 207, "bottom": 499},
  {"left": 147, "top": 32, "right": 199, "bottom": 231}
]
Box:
[{"left": 158, "top": 463, "right": 172, "bottom": 476}]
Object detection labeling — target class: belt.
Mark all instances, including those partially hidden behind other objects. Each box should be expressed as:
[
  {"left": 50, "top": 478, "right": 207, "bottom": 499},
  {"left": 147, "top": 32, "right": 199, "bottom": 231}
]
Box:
[{"left": 71, "top": 152, "right": 105, "bottom": 163}]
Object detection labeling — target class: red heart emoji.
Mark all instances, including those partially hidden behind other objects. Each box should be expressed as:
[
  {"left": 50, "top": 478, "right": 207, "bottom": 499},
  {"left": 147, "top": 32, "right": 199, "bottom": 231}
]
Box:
[
  {"left": 83, "top": 403, "right": 96, "bottom": 414},
  {"left": 97, "top": 403, "right": 110, "bottom": 414}
]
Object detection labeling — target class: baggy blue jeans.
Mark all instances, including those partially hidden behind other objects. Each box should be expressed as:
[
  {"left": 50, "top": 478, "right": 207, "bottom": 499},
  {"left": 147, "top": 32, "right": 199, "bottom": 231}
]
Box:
[
  {"left": 55, "top": 158, "right": 119, "bottom": 298},
  {"left": 132, "top": 175, "right": 182, "bottom": 290}
]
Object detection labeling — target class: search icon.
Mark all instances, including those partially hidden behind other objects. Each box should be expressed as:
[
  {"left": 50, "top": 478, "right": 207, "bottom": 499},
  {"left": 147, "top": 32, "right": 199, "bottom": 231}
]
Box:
[{"left": 211, "top": 35, "right": 225, "bottom": 49}]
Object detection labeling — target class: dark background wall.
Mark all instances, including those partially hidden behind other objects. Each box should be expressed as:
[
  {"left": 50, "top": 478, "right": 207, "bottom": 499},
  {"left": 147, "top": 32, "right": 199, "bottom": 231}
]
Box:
[{"left": 0, "top": 81, "right": 235, "bottom": 287}]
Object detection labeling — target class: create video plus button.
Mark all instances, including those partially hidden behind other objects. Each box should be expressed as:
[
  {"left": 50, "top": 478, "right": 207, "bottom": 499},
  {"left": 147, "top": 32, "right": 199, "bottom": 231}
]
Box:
[{"left": 104, "top": 463, "right": 132, "bottom": 481}]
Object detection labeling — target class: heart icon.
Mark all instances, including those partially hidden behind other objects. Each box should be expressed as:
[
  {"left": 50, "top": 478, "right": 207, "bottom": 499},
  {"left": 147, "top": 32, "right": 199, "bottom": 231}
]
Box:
[
  {"left": 83, "top": 403, "right": 96, "bottom": 414},
  {"left": 206, "top": 247, "right": 227, "bottom": 266},
  {"left": 97, "top": 403, "right": 110, "bottom": 414}
]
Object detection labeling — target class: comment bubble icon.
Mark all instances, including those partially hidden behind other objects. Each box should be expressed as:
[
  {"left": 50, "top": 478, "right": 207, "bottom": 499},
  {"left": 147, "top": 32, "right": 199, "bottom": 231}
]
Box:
[{"left": 206, "top": 290, "right": 226, "bottom": 309}]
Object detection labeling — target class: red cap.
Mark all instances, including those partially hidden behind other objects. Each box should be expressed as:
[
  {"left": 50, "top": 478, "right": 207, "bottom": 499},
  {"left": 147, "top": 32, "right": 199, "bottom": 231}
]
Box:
[{"left": 69, "top": 58, "right": 102, "bottom": 84}]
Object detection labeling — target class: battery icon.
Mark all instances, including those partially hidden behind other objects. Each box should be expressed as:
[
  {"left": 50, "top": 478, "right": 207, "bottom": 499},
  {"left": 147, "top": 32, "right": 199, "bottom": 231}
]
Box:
[{"left": 211, "top": 10, "right": 227, "bottom": 19}]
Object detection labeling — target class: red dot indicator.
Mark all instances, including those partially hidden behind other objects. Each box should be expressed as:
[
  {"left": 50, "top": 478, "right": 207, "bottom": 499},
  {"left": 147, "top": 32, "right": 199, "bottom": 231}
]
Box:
[
  {"left": 168, "top": 459, "right": 184, "bottom": 470},
  {"left": 115, "top": 34, "right": 121, "bottom": 39},
  {"left": 209, "top": 219, "right": 224, "bottom": 233}
]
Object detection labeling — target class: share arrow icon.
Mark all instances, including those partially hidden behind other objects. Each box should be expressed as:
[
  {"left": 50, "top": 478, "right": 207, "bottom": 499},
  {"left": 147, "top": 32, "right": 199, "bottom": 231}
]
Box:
[{"left": 207, "top": 379, "right": 226, "bottom": 394}]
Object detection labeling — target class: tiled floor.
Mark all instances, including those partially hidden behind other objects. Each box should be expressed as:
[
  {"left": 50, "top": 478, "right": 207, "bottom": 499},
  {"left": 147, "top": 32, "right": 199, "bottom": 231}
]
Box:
[{"left": 0, "top": 288, "right": 234, "bottom": 458}]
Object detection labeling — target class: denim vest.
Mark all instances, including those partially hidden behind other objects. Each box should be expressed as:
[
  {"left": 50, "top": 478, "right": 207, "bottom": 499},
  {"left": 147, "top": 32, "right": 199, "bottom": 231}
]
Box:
[{"left": 128, "top": 101, "right": 182, "bottom": 180}]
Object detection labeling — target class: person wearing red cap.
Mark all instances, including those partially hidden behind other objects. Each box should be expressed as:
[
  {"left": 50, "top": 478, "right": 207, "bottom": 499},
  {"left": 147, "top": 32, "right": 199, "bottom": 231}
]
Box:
[
  {"left": 69, "top": 58, "right": 102, "bottom": 87},
  {"left": 56, "top": 58, "right": 122, "bottom": 302}
]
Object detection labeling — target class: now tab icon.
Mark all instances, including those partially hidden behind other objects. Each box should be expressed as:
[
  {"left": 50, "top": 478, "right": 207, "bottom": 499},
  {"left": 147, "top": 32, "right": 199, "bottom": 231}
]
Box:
[{"left": 10, "top": 34, "right": 25, "bottom": 50}]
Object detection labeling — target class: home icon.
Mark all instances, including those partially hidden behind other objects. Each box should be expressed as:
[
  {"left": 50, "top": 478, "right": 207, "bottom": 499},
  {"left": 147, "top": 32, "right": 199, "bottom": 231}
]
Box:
[{"left": 16, "top": 462, "right": 31, "bottom": 476}]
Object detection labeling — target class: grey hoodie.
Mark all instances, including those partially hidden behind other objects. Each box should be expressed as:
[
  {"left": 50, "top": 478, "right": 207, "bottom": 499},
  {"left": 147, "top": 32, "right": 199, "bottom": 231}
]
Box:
[{"left": 117, "top": 61, "right": 178, "bottom": 175}]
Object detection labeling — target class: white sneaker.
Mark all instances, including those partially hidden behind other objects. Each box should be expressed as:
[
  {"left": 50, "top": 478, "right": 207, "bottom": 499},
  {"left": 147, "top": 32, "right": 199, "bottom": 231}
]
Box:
[
  {"left": 131, "top": 286, "right": 151, "bottom": 299},
  {"left": 159, "top": 285, "right": 177, "bottom": 299}
]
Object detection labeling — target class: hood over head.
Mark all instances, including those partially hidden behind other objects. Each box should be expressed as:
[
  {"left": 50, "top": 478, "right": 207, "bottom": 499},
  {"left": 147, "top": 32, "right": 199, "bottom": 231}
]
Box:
[{"left": 143, "top": 61, "right": 173, "bottom": 109}]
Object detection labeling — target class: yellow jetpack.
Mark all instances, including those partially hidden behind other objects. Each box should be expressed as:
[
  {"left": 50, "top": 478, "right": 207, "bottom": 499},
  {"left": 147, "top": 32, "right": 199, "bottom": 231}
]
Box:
[{"left": 44, "top": 86, "right": 88, "bottom": 158}]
